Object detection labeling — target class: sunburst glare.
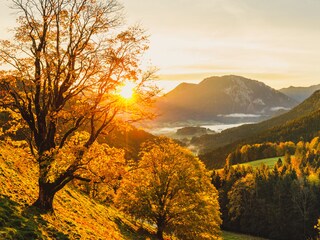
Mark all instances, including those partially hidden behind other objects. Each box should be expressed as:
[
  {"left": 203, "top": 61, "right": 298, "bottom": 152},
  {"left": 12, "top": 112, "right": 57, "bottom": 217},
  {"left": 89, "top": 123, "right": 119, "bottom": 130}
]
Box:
[{"left": 119, "top": 81, "right": 136, "bottom": 99}]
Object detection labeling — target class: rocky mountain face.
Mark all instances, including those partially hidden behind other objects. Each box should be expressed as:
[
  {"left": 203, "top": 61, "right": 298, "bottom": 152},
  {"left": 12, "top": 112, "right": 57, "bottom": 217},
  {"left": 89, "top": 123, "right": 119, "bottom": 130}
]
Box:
[
  {"left": 155, "top": 75, "right": 297, "bottom": 124},
  {"left": 279, "top": 84, "right": 320, "bottom": 103}
]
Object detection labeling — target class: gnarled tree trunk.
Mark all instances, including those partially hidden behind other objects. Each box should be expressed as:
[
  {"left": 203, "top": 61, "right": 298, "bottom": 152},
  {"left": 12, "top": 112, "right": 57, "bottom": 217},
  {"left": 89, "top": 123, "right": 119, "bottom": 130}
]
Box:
[
  {"left": 32, "top": 159, "right": 74, "bottom": 213},
  {"left": 32, "top": 181, "right": 56, "bottom": 213},
  {"left": 33, "top": 177, "right": 74, "bottom": 213}
]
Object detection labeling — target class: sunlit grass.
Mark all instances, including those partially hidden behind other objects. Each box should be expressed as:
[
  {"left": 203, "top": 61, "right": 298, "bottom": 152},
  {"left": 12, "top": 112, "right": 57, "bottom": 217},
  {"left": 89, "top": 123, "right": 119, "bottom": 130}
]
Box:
[
  {"left": 238, "top": 157, "right": 281, "bottom": 168},
  {"left": 216, "top": 157, "right": 281, "bottom": 172},
  {"left": 0, "top": 141, "right": 155, "bottom": 239}
]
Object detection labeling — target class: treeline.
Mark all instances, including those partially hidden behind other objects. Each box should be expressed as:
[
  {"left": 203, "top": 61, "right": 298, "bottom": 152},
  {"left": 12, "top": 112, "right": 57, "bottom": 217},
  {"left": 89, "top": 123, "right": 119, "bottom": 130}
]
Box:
[{"left": 213, "top": 137, "right": 320, "bottom": 240}]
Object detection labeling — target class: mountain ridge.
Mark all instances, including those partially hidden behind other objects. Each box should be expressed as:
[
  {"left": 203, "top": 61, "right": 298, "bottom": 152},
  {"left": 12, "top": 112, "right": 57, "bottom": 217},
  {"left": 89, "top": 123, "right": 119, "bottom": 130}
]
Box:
[
  {"left": 279, "top": 83, "right": 320, "bottom": 102},
  {"left": 156, "top": 75, "right": 297, "bottom": 124}
]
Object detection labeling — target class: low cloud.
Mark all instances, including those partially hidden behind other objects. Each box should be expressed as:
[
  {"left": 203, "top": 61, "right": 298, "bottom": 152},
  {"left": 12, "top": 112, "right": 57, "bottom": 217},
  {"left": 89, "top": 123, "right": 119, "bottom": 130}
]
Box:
[
  {"left": 270, "top": 107, "right": 291, "bottom": 111},
  {"left": 218, "top": 113, "right": 262, "bottom": 118}
]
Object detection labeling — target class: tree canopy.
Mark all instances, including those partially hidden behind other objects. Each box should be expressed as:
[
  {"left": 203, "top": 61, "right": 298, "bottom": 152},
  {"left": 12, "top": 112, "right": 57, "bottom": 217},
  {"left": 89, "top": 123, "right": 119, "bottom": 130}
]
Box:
[
  {"left": 116, "top": 137, "right": 222, "bottom": 240},
  {"left": 0, "top": 0, "right": 157, "bottom": 212}
]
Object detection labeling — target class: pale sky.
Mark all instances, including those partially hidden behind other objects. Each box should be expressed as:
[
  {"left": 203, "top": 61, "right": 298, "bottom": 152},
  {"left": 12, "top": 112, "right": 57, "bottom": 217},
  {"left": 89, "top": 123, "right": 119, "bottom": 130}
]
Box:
[
  {"left": 1, "top": 0, "right": 320, "bottom": 92},
  {"left": 121, "top": 0, "right": 320, "bottom": 91}
]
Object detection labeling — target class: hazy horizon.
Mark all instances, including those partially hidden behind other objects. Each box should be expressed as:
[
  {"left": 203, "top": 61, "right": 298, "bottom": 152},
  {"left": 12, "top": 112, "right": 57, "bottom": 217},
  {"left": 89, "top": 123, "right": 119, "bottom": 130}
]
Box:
[{"left": 154, "top": 74, "right": 320, "bottom": 94}]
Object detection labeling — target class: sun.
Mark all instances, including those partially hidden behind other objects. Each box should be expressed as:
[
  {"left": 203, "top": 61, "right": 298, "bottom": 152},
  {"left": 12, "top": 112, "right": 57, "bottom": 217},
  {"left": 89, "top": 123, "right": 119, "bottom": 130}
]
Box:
[{"left": 119, "top": 81, "right": 136, "bottom": 99}]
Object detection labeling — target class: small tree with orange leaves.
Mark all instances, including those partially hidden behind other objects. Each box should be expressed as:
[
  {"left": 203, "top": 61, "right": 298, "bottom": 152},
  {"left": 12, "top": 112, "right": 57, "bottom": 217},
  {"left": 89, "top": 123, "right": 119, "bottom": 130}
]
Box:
[
  {"left": 0, "top": 0, "right": 157, "bottom": 213},
  {"left": 116, "top": 137, "right": 222, "bottom": 240}
]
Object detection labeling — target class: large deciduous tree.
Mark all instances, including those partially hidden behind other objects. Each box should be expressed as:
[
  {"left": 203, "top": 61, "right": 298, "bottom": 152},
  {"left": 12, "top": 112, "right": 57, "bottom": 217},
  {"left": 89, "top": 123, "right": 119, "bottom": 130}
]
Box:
[
  {"left": 116, "top": 137, "right": 222, "bottom": 240},
  {"left": 0, "top": 0, "right": 157, "bottom": 213}
]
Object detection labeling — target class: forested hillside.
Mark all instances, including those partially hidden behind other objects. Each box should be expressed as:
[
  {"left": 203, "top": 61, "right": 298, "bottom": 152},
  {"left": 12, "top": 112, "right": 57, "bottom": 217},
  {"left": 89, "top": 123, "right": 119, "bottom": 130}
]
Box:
[
  {"left": 193, "top": 90, "right": 320, "bottom": 168},
  {"left": 213, "top": 137, "right": 320, "bottom": 240}
]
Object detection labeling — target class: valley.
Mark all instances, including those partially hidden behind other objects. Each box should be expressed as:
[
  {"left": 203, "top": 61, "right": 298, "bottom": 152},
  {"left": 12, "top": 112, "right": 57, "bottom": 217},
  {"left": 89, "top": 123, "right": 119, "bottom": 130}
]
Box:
[{"left": 144, "top": 75, "right": 320, "bottom": 170}]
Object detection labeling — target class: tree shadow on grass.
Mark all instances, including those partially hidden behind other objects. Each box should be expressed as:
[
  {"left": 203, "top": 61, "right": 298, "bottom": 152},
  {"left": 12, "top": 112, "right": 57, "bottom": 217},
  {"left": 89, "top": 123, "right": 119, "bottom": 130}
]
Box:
[{"left": 0, "top": 195, "right": 69, "bottom": 240}]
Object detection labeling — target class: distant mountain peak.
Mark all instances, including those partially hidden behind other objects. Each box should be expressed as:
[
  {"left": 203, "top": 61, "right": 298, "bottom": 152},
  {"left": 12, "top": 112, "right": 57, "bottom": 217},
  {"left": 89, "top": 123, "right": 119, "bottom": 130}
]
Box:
[
  {"left": 200, "top": 75, "right": 251, "bottom": 84},
  {"left": 279, "top": 83, "right": 320, "bottom": 103},
  {"left": 155, "top": 75, "right": 298, "bottom": 124}
]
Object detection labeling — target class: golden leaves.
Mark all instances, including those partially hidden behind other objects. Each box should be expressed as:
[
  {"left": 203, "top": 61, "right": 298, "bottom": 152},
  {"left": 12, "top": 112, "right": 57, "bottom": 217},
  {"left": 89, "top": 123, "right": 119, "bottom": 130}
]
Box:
[{"left": 116, "top": 137, "right": 222, "bottom": 239}]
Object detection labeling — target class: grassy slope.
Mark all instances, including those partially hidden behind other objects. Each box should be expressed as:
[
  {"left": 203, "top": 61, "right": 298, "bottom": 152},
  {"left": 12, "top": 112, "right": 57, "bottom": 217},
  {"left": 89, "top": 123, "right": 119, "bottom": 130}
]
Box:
[
  {"left": 0, "top": 141, "right": 155, "bottom": 240},
  {"left": 216, "top": 157, "right": 280, "bottom": 172},
  {"left": 237, "top": 157, "right": 281, "bottom": 168}
]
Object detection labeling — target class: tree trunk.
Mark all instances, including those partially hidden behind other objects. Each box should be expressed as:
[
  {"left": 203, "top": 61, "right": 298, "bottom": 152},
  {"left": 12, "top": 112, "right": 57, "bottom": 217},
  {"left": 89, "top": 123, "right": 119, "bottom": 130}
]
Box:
[
  {"left": 32, "top": 180, "right": 56, "bottom": 213},
  {"left": 156, "top": 229, "right": 164, "bottom": 240},
  {"left": 32, "top": 152, "right": 80, "bottom": 213},
  {"left": 156, "top": 218, "right": 165, "bottom": 240}
]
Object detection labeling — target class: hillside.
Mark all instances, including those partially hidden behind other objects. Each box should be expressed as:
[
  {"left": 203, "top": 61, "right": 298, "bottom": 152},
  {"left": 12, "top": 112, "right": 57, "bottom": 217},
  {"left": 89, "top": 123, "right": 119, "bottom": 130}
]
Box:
[
  {"left": 279, "top": 84, "right": 320, "bottom": 102},
  {"left": 102, "top": 127, "right": 154, "bottom": 160},
  {"left": 155, "top": 75, "right": 297, "bottom": 124},
  {"left": 0, "top": 142, "right": 155, "bottom": 239},
  {"left": 193, "top": 90, "right": 320, "bottom": 168}
]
